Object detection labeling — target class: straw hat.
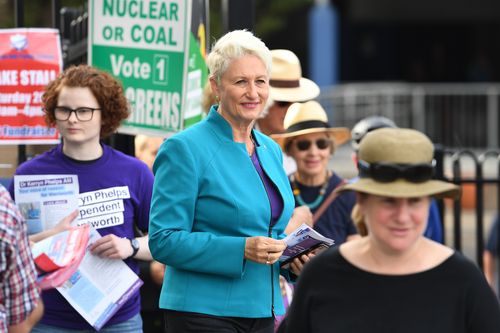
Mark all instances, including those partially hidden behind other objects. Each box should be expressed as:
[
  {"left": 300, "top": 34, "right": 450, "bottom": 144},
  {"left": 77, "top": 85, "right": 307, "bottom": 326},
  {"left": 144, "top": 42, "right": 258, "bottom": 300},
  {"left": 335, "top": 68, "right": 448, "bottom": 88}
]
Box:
[
  {"left": 339, "top": 128, "right": 460, "bottom": 199},
  {"left": 269, "top": 49, "right": 320, "bottom": 102},
  {"left": 270, "top": 101, "right": 351, "bottom": 150}
]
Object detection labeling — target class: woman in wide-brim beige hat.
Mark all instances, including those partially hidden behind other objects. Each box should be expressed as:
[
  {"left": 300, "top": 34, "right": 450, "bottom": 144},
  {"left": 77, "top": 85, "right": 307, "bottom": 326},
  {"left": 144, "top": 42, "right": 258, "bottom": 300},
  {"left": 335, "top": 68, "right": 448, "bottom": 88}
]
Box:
[
  {"left": 271, "top": 101, "right": 359, "bottom": 244},
  {"left": 340, "top": 127, "right": 459, "bottom": 198},
  {"left": 345, "top": 127, "right": 459, "bottom": 236},
  {"left": 271, "top": 100, "right": 350, "bottom": 151},
  {"left": 281, "top": 128, "right": 500, "bottom": 333}
]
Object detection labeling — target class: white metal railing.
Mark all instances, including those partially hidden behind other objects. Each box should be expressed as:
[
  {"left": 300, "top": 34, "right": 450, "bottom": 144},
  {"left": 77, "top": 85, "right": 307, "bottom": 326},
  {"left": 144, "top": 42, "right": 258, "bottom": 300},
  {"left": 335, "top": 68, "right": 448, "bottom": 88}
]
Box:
[{"left": 317, "top": 82, "right": 500, "bottom": 148}]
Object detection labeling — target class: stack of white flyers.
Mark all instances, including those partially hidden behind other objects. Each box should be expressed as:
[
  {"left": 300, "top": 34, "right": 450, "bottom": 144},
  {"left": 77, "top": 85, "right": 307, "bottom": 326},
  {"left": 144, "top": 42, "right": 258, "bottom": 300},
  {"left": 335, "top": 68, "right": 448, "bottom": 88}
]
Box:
[{"left": 279, "top": 223, "right": 334, "bottom": 267}]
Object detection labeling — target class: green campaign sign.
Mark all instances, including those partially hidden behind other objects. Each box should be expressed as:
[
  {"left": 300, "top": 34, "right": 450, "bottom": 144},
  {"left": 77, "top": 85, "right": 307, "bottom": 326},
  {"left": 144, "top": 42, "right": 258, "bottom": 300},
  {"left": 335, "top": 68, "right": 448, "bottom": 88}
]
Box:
[{"left": 88, "top": 0, "right": 207, "bottom": 136}]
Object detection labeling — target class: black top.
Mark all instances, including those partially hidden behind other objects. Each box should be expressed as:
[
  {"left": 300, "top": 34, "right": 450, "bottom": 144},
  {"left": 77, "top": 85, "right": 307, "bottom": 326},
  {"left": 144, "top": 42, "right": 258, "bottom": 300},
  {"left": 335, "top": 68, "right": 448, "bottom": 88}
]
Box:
[{"left": 281, "top": 247, "right": 500, "bottom": 333}]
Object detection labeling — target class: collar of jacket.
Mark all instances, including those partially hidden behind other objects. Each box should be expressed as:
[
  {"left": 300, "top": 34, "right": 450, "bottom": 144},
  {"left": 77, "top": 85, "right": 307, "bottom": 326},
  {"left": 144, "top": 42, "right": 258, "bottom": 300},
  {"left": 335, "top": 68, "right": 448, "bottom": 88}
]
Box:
[{"left": 207, "top": 105, "right": 263, "bottom": 147}]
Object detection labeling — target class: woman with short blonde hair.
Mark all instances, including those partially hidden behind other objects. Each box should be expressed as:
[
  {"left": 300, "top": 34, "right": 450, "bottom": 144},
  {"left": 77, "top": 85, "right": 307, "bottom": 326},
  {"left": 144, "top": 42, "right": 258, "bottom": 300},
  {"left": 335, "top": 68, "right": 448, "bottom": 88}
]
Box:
[{"left": 150, "top": 30, "right": 303, "bottom": 333}]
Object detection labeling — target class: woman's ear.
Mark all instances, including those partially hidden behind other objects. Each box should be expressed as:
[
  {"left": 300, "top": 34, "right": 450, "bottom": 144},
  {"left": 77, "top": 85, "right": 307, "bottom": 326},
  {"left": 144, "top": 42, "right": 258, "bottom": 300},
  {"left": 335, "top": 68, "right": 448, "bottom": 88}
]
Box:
[{"left": 209, "top": 76, "right": 219, "bottom": 100}]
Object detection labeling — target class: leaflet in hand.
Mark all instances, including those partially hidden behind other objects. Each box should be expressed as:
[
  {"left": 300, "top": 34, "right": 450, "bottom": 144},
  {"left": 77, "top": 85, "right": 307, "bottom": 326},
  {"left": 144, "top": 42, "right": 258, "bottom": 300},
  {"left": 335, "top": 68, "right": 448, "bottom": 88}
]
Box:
[
  {"left": 31, "top": 224, "right": 90, "bottom": 290},
  {"left": 13, "top": 174, "right": 79, "bottom": 235},
  {"left": 56, "top": 228, "right": 143, "bottom": 331},
  {"left": 279, "top": 223, "right": 334, "bottom": 267}
]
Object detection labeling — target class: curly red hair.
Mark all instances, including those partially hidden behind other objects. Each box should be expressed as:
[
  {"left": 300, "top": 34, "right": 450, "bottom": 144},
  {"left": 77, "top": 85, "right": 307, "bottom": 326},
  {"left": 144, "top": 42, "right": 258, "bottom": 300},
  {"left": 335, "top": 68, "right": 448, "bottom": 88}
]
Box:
[{"left": 42, "top": 64, "right": 129, "bottom": 138}]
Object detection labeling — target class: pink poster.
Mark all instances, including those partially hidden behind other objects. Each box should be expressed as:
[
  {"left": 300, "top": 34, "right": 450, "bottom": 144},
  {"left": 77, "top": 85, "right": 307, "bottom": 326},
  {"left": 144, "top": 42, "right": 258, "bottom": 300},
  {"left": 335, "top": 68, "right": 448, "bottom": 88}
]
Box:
[{"left": 0, "top": 28, "right": 63, "bottom": 144}]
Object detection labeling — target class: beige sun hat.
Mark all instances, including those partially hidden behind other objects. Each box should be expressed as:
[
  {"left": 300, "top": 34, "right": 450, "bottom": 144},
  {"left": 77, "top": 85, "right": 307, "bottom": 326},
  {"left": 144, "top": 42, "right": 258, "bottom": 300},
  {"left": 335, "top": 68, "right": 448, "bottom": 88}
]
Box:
[
  {"left": 269, "top": 49, "right": 320, "bottom": 102},
  {"left": 339, "top": 128, "right": 460, "bottom": 199},
  {"left": 270, "top": 101, "right": 351, "bottom": 150}
]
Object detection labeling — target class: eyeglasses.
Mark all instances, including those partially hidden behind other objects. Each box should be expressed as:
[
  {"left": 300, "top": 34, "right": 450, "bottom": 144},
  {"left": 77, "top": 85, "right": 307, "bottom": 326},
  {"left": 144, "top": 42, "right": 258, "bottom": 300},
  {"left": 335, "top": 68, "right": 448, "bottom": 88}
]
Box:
[
  {"left": 295, "top": 138, "right": 332, "bottom": 151},
  {"left": 53, "top": 107, "right": 100, "bottom": 122},
  {"left": 357, "top": 159, "right": 436, "bottom": 183},
  {"left": 276, "top": 101, "right": 292, "bottom": 108}
]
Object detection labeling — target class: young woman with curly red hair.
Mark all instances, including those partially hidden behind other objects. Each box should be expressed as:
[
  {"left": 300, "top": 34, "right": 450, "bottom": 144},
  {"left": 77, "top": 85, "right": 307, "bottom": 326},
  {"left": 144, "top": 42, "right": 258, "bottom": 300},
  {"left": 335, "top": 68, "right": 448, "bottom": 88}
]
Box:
[{"left": 9, "top": 64, "right": 154, "bottom": 332}]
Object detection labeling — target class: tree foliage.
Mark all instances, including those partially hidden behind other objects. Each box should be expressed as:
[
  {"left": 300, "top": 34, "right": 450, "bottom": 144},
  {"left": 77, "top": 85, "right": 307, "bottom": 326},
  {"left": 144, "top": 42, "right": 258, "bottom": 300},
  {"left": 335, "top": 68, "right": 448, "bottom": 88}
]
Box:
[
  {"left": 208, "top": 0, "right": 313, "bottom": 43},
  {"left": 0, "top": 0, "right": 85, "bottom": 28}
]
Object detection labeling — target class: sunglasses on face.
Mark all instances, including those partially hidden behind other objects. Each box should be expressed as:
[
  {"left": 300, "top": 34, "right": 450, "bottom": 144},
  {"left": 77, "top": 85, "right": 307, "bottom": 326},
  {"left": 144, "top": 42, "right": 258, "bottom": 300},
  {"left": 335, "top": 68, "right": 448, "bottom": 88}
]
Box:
[
  {"left": 357, "top": 159, "right": 436, "bottom": 183},
  {"left": 276, "top": 101, "right": 292, "bottom": 108},
  {"left": 295, "top": 138, "right": 332, "bottom": 151}
]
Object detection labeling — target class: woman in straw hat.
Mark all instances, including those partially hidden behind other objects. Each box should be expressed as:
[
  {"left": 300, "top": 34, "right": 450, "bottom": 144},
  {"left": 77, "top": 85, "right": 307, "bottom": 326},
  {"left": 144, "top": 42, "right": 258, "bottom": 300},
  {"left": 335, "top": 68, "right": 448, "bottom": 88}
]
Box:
[
  {"left": 257, "top": 49, "right": 321, "bottom": 175},
  {"left": 271, "top": 101, "right": 359, "bottom": 244},
  {"left": 256, "top": 49, "right": 320, "bottom": 137},
  {"left": 149, "top": 30, "right": 308, "bottom": 333},
  {"left": 280, "top": 128, "right": 500, "bottom": 333},
  {"left": 350, "top": 115, "right": 445, "bottom": 243}
]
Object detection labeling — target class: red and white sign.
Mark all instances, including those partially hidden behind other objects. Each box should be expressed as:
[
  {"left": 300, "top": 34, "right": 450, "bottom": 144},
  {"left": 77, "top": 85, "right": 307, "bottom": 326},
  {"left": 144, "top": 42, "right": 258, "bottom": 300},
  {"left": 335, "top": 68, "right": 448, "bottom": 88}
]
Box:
[{"left": 0, "top": 28, "right": 63, "bottom": 144}]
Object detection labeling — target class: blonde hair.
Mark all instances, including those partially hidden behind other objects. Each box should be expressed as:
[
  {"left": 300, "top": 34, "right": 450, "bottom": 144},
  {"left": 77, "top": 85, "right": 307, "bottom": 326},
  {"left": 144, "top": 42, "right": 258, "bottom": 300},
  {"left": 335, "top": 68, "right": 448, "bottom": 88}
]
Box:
[
  {"left": 134, "top": 135, "right": 164, "bottom": 170},
  {"left": 351, "top": 203, "right": 368, "bottom": 236},
  {"left": 134, "top": 135, "right": 150, "bottom": 156},
  {"left": 206, "top": 30, "right": 271, "bottom": 84}
]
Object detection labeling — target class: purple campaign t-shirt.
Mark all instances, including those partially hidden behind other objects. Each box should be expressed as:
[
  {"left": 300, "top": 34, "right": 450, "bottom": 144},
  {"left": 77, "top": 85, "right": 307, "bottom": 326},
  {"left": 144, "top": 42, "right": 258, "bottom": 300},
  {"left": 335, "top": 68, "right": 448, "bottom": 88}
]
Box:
[
  {"left": 9, "top": 143, "right": 154, "bottom": 330},
  {"left": 250, "top": 151, "right": 284, "bottom": 227}
]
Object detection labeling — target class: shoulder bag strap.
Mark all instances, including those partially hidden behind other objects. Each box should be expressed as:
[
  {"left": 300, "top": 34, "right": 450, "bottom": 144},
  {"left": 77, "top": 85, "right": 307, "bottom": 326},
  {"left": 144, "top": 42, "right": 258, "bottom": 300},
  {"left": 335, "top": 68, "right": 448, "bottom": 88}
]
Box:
[{"left": 312, "top": 179, "right": 348, "bottom": 225}]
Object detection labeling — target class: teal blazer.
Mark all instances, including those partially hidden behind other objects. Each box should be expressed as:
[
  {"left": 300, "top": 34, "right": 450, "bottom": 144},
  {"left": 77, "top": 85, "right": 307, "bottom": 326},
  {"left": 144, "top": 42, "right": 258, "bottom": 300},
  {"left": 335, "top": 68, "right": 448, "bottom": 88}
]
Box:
[{"left": 149, "top": 107, "right": 295, "bottom": 318}]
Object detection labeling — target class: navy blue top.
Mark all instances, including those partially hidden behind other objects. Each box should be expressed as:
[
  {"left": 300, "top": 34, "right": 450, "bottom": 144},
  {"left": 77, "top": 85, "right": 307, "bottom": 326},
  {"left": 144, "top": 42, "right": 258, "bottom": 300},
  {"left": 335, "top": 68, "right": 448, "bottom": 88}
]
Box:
[
  {"left": 486, "top": 215, "right": 499, "bottom": 255},
  {"left": 291, "top": 173, "right": 357, "bottom": 244},
  {"left": 424, "top": 200, "right": 444, "bottom": 243}
]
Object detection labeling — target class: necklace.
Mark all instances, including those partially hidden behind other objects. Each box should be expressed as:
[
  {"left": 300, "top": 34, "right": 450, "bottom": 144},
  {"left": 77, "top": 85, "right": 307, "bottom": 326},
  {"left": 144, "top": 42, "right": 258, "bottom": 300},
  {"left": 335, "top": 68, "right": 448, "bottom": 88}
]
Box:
[{"left": 290, "top": 171, "right": 331, "bottom": 209}]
